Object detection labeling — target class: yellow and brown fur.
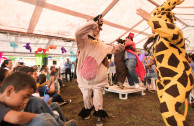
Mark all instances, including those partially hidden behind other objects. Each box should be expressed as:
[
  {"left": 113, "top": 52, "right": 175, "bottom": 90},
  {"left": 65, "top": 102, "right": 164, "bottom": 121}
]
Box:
[{"left": 146, "top": 0, "right": 194, "bottom": 125}]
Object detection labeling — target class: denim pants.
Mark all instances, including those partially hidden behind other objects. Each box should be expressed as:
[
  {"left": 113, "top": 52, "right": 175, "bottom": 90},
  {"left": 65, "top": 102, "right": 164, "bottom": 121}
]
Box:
[
  {"left": 143, "top": 73, "right": 156, "bottom": 86},
  {"left": 125, "top": 58, "right": 139, "bottom": 86},
  {"left": 24, "top": 97, "right": 65, "bottom": 126},
  {"left": 25, "top": 113, "right": 59, "bottom": 126}
]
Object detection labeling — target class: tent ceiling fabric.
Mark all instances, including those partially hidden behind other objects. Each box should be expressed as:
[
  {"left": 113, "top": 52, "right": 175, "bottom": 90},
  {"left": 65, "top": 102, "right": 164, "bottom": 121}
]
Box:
[{"left": 0, "top": 0, "right": 193, "bottom": 56}]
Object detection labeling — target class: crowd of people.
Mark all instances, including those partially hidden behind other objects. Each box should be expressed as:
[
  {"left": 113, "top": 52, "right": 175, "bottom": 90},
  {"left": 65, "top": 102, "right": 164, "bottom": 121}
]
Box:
[
  {"left": 0, "top": 0, "right": 194, "bottom": 126},
  {"left": 0, "top": 59, "right": 77, "bottom": 126}
]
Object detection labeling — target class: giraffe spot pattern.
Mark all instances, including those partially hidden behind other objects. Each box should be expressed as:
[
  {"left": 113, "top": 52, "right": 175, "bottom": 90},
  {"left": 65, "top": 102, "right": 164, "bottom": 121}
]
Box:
[
  {"left": 168, "top": 2, "right": 170, "bottom": 6},
  {"left": 189, "top": 73, "right": 194, "bottom": 86},
  {"left": 185, "top": 54, "right": 188, "bottom": 61},
  {"left": 166, "top": 116, "right": 177, "bottom": 126},
  {"left": 176, "top": 38, "right": 183, "bottom": 45},
  {"left": 172, "top": 34, "right": 179, "bottom": 40},
  {"left": 159, "top": 67, "right": 178, "bottom": 77},
  {"left": 153, "top": 21, "right": 162, "bottom": 29},
  {"left": 186, "top": 90, "right": 191, "bottom": 98},
  {"left": 183, "top": 61, "right": 190, "bottom": 71},
  {"left": 175, "top": 102, "right": 182, "bottom": 113},
  {"left": 177, "top": 71, "right": 188, "bottom": 88},
  {"left": 166, "top": 12, "right": 172, "bottom": 19},
  {"left": 168, "top": 53, "right": 180, "bottom": 67},
  {"left": 180, "top": 43, "right": 185, "bottom": 49},
  {"left": 156, "top": 54, "right": 164, "bottom": 63},
  {"left": 163, "top": 79, "right": 171, "bottom": 85},
  {"left": 161, "top": 12, "right": 166, "bottom": 15},
  {"left": 165, "top": 84, "right": 180, "bottom": 97},
  {"left": 156, "top": 69, "right": 161, "bottom": 80},
  {"left": 169, "top": 44, "right": 182, "bottom": 54},
  {"left": 166, "top": 23, "right": 175, "bottom": 29},
  {"left": 157, "top": 82, "right": 164, "bottom": 90},
  {"left": 156, "top": 42, "right": 168, "bottom": 53},
  {"left": 160, "top": 102, "right": 169, "bottom": 113},
  {"left": 163, "top": 37, "right": 170, "bottom": 42}
]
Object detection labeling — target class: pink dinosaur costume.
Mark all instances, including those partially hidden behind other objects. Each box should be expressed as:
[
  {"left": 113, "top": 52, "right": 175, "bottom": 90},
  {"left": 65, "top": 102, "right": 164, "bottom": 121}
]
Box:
[{"left": 75, "top": 20, "right": 125, "bottom": 120}]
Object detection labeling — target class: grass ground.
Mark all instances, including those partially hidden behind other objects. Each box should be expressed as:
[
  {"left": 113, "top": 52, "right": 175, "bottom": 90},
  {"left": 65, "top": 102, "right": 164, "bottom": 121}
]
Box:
[{"left": 61, "top": 82, "right": 194, "bottom": 126}]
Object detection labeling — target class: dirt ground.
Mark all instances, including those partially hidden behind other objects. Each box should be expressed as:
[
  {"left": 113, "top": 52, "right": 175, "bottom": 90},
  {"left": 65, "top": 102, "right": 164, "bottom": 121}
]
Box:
[{"left": 60, "top": 82, "right": 194, "bottom": 126}]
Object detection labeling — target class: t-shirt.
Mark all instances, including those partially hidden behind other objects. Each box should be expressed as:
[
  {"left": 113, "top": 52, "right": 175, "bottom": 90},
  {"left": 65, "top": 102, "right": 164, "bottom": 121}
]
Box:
[
  {"left": 64, "top": 62, "right": 72, "bottom": 69},
  {"left": 0, "top": 102, "right": 19, "bottom": 126},
  {"left": 38, "top": 85, "right": 50, "bottom": 97},
  {"left": 124, "top": 51, "right": 136, "bottom": 60}
]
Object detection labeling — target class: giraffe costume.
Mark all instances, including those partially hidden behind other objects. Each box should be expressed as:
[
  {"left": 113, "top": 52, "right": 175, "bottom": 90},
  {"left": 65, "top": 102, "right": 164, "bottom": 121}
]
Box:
[{"left": 146, "top": 0, "right": 194, "bottom": 125}]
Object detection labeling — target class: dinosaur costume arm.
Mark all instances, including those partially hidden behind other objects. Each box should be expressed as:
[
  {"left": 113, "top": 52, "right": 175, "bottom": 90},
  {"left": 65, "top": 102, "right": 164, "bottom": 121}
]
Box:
[
  {"left": 104, "top": 43, "right": 125, "bottom": 55},
  {"left": 75, "top": 21, "right": 98, "bottom": 49},
  {"left": 147, "top": 16, "right": 183, "bottom": 45}
]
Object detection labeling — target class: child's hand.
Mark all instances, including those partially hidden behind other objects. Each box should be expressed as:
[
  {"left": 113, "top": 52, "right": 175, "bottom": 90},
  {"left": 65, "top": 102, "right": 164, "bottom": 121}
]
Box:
[{"left": 47, "top": 97, "right": 53, "bottom": 105}]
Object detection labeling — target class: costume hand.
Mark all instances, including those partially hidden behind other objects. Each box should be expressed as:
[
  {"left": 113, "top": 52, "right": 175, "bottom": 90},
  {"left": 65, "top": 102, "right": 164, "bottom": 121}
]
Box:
[
  {"left": 98, "top": 16, "right": 103, "bottom": 26},
  {"left": 136, "top": 8, "right": 151, "bottom": 21},
  {"left": 93, "top": 14, "right": 103, "bottom": 28}
]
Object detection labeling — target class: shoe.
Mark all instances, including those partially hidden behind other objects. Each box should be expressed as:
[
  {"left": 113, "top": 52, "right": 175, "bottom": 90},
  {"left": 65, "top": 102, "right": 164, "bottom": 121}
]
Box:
[
  {"left": 96, "top": 117, "right": 103, "bottom": 126},
  {"left": 64, "top": 119, "right": 76, "bottom": 126},
  {"left": 117, "top": 82, "right": 124, "bottom": 89},
  {"left": 148, "top": 89, "right": 156, "bottom": 93},
  {"left": 59, "top": 99, "right": 72, "bottom": 106}
]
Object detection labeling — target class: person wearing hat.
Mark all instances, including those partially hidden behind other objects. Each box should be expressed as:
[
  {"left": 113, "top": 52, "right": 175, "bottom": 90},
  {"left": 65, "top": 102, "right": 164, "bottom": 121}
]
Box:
[
  {"left": 137, "top": 0, "right": 194, "bottom": 125},
  {"left": 75, "top": 14, "right": 125, "bottom": 125},
  {"left": 124, "top": 33, "right": 145, "bottom": 88}
]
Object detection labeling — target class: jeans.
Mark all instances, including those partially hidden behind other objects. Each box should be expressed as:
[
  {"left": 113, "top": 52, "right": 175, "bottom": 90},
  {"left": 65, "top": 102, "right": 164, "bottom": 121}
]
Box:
[
  {"left": 143, "top": 73, "right": 156, "bottom": 86},
  {"left": 25, "top": 113, "right": 59, "bottom": 126},
  {"left": 125, "top": 58, "right": 139, "bottom": 86},
  {"left": 24, "top": 97, "right": 65, "bottom": 126}
]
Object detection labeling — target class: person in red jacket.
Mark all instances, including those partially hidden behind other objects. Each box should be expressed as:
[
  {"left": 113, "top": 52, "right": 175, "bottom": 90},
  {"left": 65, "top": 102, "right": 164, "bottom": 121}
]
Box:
[{"left": 124, "top": 33, "right": 145, "bottom": 88}]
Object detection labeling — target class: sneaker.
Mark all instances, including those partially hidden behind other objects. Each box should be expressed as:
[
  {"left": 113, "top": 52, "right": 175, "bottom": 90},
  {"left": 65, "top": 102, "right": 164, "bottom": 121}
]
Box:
[
  {"left": 59, "top": 99, "right": 72, "bottom": 106},
  {"left": 96, "top": 117, "right": 103, "bottom": 126},
  {"left": 64, "top": 119, "right": 76, "bottom": 126},
  {"left": 149, "top": 90, "right": 156, "bottom": 93}
]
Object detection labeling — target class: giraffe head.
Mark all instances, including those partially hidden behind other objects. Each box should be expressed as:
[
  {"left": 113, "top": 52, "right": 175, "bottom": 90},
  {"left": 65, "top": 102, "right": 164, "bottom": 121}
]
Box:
[{"left": 152, "top": 0, "right": 184, "bottom": 23}]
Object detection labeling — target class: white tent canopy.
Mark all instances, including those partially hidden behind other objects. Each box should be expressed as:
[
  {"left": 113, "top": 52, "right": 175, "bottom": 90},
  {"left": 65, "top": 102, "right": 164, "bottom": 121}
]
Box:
[{"left": 0, "top": 0, "right": 193, "bottom": 56}]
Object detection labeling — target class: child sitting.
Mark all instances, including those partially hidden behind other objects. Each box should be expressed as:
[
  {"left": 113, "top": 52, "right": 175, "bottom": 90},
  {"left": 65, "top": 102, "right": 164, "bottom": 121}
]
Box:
[
  {"left": 37, "top": 74, "right": 71, "bottom": 106},
  {"left": 142, "top": 58, "right": 156, "bottom": 92},
  {"left": 0, "top": 72, "right": 60, "bottom": 126},
  {"left": 18, "top": 67, "right": 76, "bottom": 125},
  {"left": 0, "top": 68, "right": 9, "bottom": 87}
]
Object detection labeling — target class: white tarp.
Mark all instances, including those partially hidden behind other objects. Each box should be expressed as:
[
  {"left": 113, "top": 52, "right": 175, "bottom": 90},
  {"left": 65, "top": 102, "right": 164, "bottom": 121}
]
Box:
[{"left": 0, "top": 0, "right": 193, "bottom": 56}]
